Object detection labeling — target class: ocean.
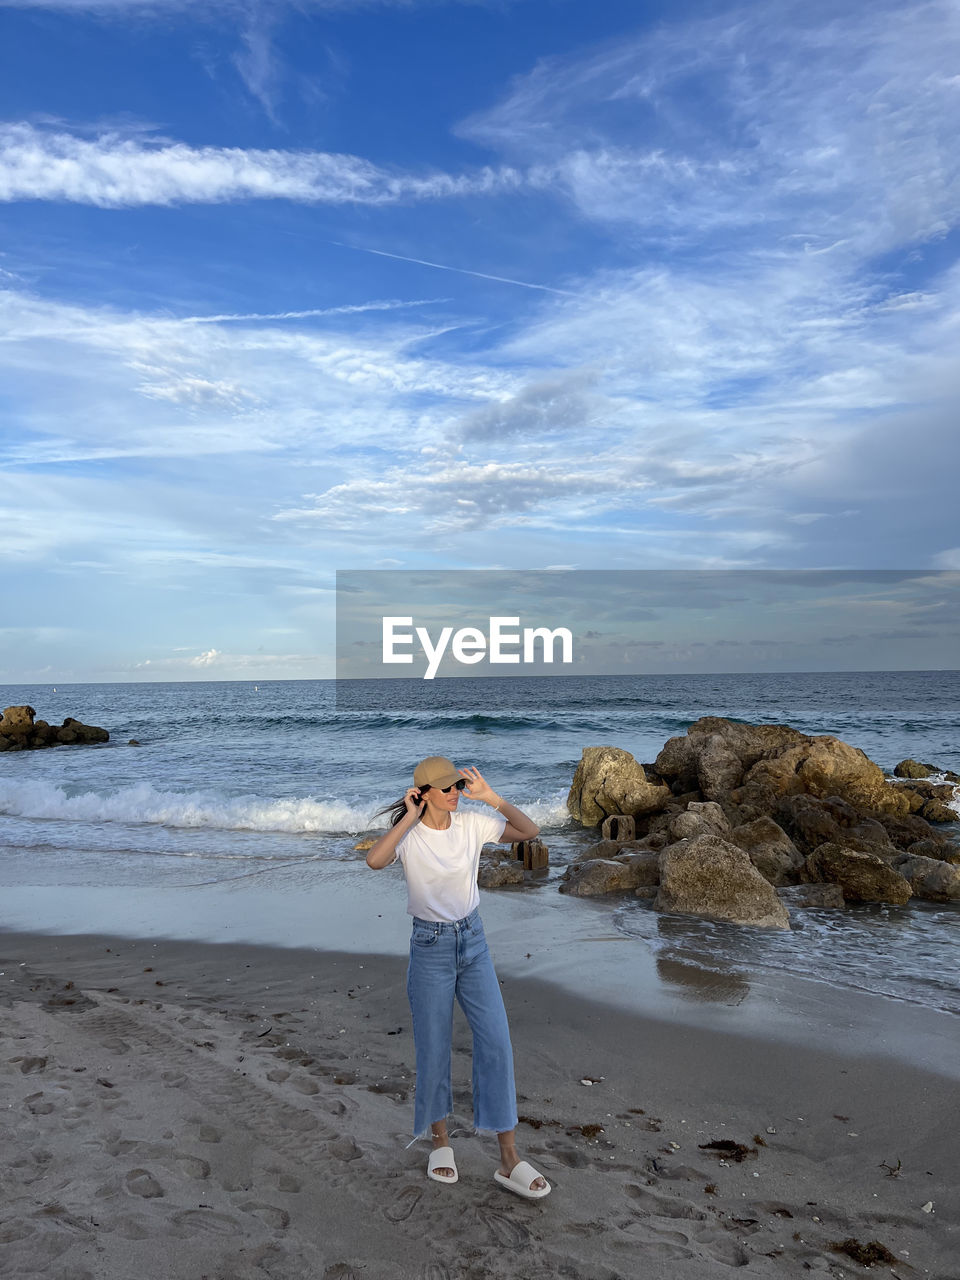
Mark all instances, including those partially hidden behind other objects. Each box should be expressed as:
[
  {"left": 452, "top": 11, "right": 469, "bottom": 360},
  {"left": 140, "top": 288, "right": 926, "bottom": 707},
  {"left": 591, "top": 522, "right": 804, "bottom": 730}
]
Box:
[{"left": 1, "top": 671, "right": 958, "bottom": 1016}]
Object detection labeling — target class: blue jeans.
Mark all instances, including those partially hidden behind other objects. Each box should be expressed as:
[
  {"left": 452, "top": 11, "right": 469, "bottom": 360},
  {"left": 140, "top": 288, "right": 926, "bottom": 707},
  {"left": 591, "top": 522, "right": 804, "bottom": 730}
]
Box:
[{"left": 405, "top": 907, "right": 518, "bottom": 1141}]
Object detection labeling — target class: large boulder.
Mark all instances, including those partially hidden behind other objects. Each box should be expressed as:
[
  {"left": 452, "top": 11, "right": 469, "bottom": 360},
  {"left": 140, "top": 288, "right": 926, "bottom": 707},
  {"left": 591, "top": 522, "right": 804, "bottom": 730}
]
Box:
[
  {"left": 919, "top": 798, "right": 958, "bottom": 824},
  {"left": 776, "top": 795, "right": 899, "bottom": 858},
  {"left": 894, "top": 758, "right": 959, "bottom": 782},
  {"left": 29, "top": 719, "right": 57, "bottom": 748},
  {"left": 877, "top": 812, "right": 948, "bottom": 851},
  {"left": 892, "top": 778, "right": 959, "bottom": 823},
  {"left": 669, "top": 801, "right": 730, "bottom": 843},
  {"left": 0, "top": 705, "right": 36, "bottom": 738},
  {"left": 729, "top": 817, "right": 804, "bottom": 886},
  {"left": 778, "top": 884, "right": 846, "bottom": 909},
  {"left": 801, "top": 843, "right": 912, "bottom": 904},
  {"left": 906, "top": 839, "right": 960, "bottom": 864},
  {"left": 578, "top": 839, "right": 623, "bottom": 862},
  {"left": 695, "top": 734, "right": 744, "bottom": 801},
  {"left": 655, "top": 718, "right": 915, "bottom": 819},
  {"left": 477, "top": 859, "right": 524, "bottom": 888},
  {"left": 891, "top": 855, "right": 960, "bottom": 902},
  {"left": 613, "top": 851, "right": 661, "bottom": 886},
  {"left": 59, "top": 716, "right": 109, "bottom": 744},
  {"left": 0, "top": 706, "right": 108, "bottom": 749},
  {"left": 567, "top": 746, "right": 672, "bottom": 827},
  {"left": 653, "top": 735, "right": 700, "bottom": 794},
  {"left": 894, "top": 758, "right": 937, "bottom": 778},
  {"left": 669, "top": 717, "right": 806, "bottom": 771},
  {"left": 654, "top": 835, "right": 790, "bottom": 930},
  {"left": 559, "top": 859, "right": 647, "bottom": 896},
  {"left": 746, "top": 736, "right": 911, "bottom": 816}
]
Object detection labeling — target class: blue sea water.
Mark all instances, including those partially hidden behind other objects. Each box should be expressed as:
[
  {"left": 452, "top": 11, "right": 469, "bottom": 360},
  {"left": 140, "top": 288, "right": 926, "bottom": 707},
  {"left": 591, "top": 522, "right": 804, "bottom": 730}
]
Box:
[{"left": 1, "top": 672, "right": 958, "bottom": 1014}]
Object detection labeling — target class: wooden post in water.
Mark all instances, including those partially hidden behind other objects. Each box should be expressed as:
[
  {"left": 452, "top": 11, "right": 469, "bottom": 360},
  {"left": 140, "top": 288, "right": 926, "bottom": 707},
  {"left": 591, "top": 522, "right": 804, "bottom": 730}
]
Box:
[{"left": 511, "top": 839, "right": 549, "bottom": 871}]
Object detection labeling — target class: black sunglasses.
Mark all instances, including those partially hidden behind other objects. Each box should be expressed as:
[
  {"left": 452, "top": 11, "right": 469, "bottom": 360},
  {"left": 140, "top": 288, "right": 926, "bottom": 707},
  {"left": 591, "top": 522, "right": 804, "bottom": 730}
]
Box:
[{"left": 419, "top": 778, "right": 467, "bottom": 795}]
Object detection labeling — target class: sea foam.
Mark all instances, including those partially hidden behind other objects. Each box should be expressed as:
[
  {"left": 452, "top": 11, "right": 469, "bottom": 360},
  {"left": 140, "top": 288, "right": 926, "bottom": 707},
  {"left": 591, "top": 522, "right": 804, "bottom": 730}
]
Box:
[
  {"left": 0, "top": 780, "right": 374, "bottom": 835},
  {"left": 0, "top": 780, "right": 573, "bottom": 835}
]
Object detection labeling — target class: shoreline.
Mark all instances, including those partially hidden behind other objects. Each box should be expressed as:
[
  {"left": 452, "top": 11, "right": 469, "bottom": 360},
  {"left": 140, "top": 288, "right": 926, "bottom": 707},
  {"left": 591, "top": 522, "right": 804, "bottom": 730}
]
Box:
[
  {"left": 2, "top": 926, "right": 957, "bottom": 1279},
  {"left": 2, "top": 868, "right": 959, "bottom": 1080}
]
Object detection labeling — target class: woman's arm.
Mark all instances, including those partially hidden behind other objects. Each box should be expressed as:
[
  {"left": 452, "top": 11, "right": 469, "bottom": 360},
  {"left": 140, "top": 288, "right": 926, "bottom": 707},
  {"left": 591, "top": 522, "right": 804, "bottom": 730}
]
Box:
[
  {"left": 459, "top": 766, "right": 539, "bottom": 844},
  {"left": 365, "top": 789, "right": 424, "bottom": 869}
]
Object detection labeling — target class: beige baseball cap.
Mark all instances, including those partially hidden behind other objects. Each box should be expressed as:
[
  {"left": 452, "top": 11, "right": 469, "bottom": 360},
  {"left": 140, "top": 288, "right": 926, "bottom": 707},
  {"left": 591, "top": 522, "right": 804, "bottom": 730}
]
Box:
[{"left": 413, "top": 756, "right": 463, "bottom": 789}]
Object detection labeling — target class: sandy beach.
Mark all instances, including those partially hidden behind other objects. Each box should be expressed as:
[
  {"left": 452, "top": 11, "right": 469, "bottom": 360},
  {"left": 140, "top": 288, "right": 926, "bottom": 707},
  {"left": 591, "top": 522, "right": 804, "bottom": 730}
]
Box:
[{"left": 1, "top": 926, "right": 956, "bottom": 1280}]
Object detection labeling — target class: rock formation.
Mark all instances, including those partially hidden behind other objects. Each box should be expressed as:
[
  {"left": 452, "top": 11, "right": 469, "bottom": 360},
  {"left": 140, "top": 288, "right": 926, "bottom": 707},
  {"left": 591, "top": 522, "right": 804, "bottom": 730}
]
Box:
[
  {"left": 0, "top": 705, "right": 109, "bottom": 752},
  {"left": 655, "top": 835, "right": 791, "bottom": 930},
  {"left": 567, "top": 746, "right": 672, "bottom": 826},
  {"left": 562, "top": 718, "right": 958, "bottom": 924}
]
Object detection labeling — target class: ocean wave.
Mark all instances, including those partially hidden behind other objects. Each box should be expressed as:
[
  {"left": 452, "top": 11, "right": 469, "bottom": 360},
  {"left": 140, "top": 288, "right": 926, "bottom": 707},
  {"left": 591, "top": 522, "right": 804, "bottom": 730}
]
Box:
[
  {"left": 0, "top": 780, "right": 376, "bottom": 835},
  {"left": 132, "top": 709, "right": 695, "bottom": 736},
  {"left": 0, "top": 780, "right": 573, "bottom": 836}
]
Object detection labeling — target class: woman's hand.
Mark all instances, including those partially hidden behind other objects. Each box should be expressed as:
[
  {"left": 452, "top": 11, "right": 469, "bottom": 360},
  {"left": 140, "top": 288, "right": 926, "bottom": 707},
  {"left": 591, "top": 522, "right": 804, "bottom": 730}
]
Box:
[
  {"left": 366, "top": 788, "right": 424, "bottom": 869},
  {"left": 403, "top": 787, "right": 426, "bottom": 819},
  {"left": 462, "top": 768, "right": 539, "bottom": 843},
  {"left": 460, "top": 766, "right": 501, "bottom": 809}
]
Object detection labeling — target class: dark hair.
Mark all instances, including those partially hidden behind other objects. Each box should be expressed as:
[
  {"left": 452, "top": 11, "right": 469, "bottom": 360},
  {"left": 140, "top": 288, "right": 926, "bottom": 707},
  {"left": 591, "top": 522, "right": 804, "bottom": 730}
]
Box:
[{"left": 374, "top": 789, "right": 428, "bottom": 829}]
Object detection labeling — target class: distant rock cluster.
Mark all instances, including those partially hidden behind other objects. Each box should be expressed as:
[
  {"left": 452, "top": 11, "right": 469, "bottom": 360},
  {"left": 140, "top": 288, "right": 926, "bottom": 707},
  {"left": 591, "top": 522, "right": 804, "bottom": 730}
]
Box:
[
  {"left": 0, "top": 704, "right": 109, "bottom": 752},
  {"left": 561, "top": 718, "right": 960, "bottom": 928}
]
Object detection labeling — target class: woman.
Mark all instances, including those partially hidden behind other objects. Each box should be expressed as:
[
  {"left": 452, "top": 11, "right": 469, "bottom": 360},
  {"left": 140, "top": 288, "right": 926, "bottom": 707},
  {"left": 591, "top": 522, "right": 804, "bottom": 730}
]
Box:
[{"left": 365, "top": 755, "right": 551, "bottom": 1200}]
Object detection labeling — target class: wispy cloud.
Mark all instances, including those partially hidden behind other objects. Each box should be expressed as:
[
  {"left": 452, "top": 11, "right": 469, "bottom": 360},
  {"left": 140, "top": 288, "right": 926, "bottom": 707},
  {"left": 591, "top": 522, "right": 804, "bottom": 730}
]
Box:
[
  {"left": 0, "top": 123, "right": 523, "bottom": 207},
  {"left": 331, "top": 241, "right": 578, "bottom": 296},
  {"left": 461, "top": 0, "right": 960, "bottom": 255},
  {"left": 232, "top": 6, "right": 283, "bottom": 123},
  {"left": 183, "top": 299, "right": 450, "bottom": 323}
]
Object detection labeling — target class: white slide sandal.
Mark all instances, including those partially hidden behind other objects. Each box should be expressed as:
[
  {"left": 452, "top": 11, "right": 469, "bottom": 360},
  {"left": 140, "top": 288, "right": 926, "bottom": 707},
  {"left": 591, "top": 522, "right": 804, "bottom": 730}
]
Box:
[
  {"left": 493, "top": 1159, "right": 551, "bottom": 1200},
  {"left": 427, "top": 1145, "right": 458, "bottom": 1183}
]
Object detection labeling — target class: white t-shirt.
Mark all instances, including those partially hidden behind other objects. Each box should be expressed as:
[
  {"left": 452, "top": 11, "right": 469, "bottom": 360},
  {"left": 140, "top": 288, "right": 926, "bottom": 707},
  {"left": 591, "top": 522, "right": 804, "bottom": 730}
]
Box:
[{"left": 393, "top": 807, "right": 508, "bottom": 922}]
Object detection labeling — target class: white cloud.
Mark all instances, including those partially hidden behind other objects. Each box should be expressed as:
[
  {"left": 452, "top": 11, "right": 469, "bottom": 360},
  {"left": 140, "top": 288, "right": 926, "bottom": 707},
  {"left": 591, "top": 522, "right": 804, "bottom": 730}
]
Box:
[
  {"left": 272, "top": 446, "right": 809, "bottom": 538},
  {"left": 461, "top": 0, "right": 960, "bottom": 255},
  {"left": 0, "top": 123, "right": 522, "bottom": 208},
  {"left": 129, "top": 648, "right": 331, "bottom": 680}
]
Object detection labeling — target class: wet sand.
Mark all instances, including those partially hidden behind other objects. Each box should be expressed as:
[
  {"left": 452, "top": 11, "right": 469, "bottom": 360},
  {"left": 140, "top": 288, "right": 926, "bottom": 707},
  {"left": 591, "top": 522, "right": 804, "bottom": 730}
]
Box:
[{"left": 1, "top": 926, "right": 956, "bottom": 1280}]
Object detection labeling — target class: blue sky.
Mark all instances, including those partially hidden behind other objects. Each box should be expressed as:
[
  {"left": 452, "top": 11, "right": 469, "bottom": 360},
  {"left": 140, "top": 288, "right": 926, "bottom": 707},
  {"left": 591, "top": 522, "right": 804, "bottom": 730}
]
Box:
[{"left": 1, "top": 0, "right": 959, "bottom": 682}]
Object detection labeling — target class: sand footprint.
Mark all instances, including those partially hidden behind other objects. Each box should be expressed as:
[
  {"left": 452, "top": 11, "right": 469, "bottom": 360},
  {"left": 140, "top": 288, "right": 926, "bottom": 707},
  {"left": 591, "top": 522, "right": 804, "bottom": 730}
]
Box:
[
  {"left": 327, "top": 1137, "right": 363, "bottom": 1162},
  {"left": 23, "top": 1091, "right": 54, "bottom": 1115},
  {"left": 323, "top": 1264, "right": 361, "bottom": 1280},
  {"left": 99, "top": 1036, "right": 131, "bottom": 1055},
  {"left": 416, "top": 1264, "right": 451, "bottom": 1280},
  {"left": 124, "top": 1168, "right": 164, "bottom": 1198},
  {"left": 14, "top": 1055, "right": 48, "bottom": 1074},
  {"left": 542, "top": 1142, "right": 588, "bottom": 1169},
  {"left": 238, "top": 1201, "right": 290, "bottom": 1230},
  {"left": 694, "top": 1227, "right": 751, "bottom": 1267},
  {"left": 113, "top": 1214, "right": 153, "bottom": 1240},
  {"left": 261, "top": 1165, "right": 301, "bottom": 1193},
  {"left": 384, "top": 1185, "right": 422, "bottom": 1222},
  {"left": 624, "top": 1183, "right": 707, "bottom": 1220},
  {"left": 168, "top": 1208, "right": 240, "bottom": 1237},
  {"left": 614, "top": 1220, "right": 695, "bottom": 1261},
  {"left": 0, "top": 1220, "right": 36, "bottom": 1243},
  {"left": 474, "top": 1208, "right": 530, "bottom": 1249},
  {"left": 173, "top": 1153, "right": 211, "bottom": 1180}
]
